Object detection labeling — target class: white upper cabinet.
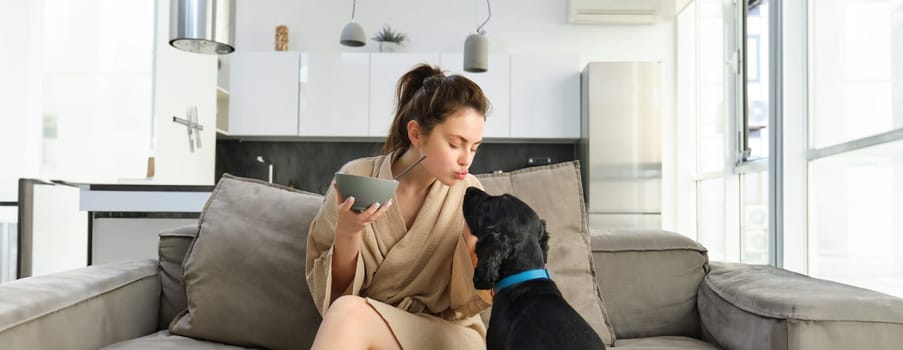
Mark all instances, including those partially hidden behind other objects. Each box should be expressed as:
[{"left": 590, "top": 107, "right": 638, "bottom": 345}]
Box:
[
  {"left": 510, "top": 54, "right": 580, "bottom": 138},
  {"left": 225, "top": 52, "right": 581, "bottom": 140},
  {"left": 368, "top": 53, "right": 441, "bottom": 137},
  {"left": 298, "top": 53, "right": 369, "bottom": 137},
  {"left": 228, "top": 51, "right": 299, "bottom": 136},
  {"left": 439, "top": 54, "right": 511, "bottom": 138}
]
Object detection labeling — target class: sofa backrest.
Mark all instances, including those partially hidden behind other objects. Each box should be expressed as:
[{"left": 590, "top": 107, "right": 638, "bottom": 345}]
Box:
[
  {"left": 157, "top": 164, "right": 703, "bottom": 346},
  {"left": 157, "top": 225, "right": 198, "bottom": 330},
  {"left": 590, "top": 229, "right": 709, "bottom": 340},
  {"left": 157, "top": 162, "right": 621, "bottom": 346}
]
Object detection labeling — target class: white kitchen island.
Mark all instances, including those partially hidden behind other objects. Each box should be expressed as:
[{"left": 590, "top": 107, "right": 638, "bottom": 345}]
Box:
[{"left": 79, "top": 184, "right": 212, "bottom": 265}]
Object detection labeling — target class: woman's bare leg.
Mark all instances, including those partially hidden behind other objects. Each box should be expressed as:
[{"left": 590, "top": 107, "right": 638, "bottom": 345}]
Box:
[{"left": 311, "top": 295, "right": 402, "bottom": 350}]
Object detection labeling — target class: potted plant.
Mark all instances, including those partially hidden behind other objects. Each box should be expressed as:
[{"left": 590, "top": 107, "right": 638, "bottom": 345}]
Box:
[{"left": 371, "top": 24, "right": 407, "bottom": 52}]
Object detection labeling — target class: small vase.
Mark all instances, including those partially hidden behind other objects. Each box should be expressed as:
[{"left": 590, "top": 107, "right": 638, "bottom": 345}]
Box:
[
  {"left": 275, "top": 25, "right": 288, "bottom": 51},
  {"left": 378, "top": 42, "right": 401, "bottom": 53}
]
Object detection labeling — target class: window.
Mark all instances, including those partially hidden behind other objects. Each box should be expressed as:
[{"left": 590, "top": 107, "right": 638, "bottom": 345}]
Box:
[
  {"left": 698, "top": 178, "right": 726, "bottom": 261},
  {"left": 809, "top": 140, "right": 903, "bottom": 296},
  {"left": 40, "top": 0, "right": 154, "bottom": 182},
  {"left": 679, "top": 0, "right": 903, "bottom": 297},
  {"left": 679, "top": 0, "right": 774, "bottom": 264},
  {"left": 743, "top": 0, "right": 770, "bottom": 160},
  {"left": 807, "top": 0, "right": 903, "bottom": 297},
  {"left": 698, "top": 0, "right": 726, "bottom": 175},
  {"left": 0, "top": 205, "right": 16, "bottom": 283},
  {"left": 810, "top": 0, "right": 899, "bottom": 148},
  {"left": 741, "top": 171, "right": 768, "bottom": 264}
]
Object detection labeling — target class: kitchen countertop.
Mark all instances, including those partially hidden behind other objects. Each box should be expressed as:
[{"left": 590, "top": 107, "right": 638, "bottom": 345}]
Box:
[{"left": 79, "top": 184, "right": 213, "bottom": 213}]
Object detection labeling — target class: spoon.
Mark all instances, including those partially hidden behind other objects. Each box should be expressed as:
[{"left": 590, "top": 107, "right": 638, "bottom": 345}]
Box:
[{"left": 393, "top": 155, "right": 426, "bottom": 180}]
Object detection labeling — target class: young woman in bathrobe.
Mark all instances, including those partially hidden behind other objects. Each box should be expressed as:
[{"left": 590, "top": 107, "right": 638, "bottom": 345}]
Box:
[{"left": 306, "top": 64, "right": 492, "bottom": 349}]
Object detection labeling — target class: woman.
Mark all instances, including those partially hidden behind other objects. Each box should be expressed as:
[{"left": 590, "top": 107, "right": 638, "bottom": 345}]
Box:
[{"left": 306, "top": 64, "right": 491, "bottom": 349}]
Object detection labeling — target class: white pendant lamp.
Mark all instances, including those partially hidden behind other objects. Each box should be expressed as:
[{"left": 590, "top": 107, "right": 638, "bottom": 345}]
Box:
[
  {"left": 170, "top": 0, "right": 236, "bottom": 55},
  {"left": 340, "top": 0, "right": 366, "bottom": 47},
  {"left": 464, "top": 0, "right": 491, "bottom": 73}
]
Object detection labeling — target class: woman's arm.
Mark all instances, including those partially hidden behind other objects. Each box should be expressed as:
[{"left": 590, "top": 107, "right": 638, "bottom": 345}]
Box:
[
  {"left": 330, "top": 182, "right": 392, "bottom": 302},
  {"left": 330, "top": 228, "right": 360, "bottom": 301}
]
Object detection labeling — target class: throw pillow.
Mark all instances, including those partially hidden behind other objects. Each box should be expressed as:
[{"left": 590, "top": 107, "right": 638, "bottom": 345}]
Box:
[
  {"left": 169, "top": 174, "right": 323, "bottom": 350},
  {"left": 476, "top": 161, "right": 617, "bottom": 346}
]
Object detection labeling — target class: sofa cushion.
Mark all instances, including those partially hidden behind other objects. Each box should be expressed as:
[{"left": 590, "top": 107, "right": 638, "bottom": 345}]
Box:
[
  {"left": 591, "top": 229, "right": 708, "bottom": 340},
  {"left": 104, "top": 330, "right": 251, "bottom": 349},
  {"left": 157, "top": 225, "right": 198, "bottom": 330},
  {"left": 169, "top": 174, "right": 323, "bottom": 350},
  {"left": 476, "top": 161, "right": 616, "bottom": 346},
  {"left": 613, "top": 336, "right": 719, "bottom": 349}
]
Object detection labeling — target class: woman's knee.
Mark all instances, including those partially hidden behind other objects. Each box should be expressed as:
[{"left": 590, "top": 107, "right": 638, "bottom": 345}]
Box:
[
  {"left": 318, "top": 296, "right": 400, "bottom": 349},
  {"left": 325, "top": 295, "right": 373, "bottom": 322}
]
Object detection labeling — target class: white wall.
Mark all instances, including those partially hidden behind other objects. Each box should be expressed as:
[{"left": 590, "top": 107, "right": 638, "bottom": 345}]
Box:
[
  {"left": 0, "top": 0, "right": 44, "bottom": 201},
  {"left": 150, "top": 0, "right": 218, "bottom": 185},
  {"left": 236, "top": 0, "right": 673, "bottom": 68}
]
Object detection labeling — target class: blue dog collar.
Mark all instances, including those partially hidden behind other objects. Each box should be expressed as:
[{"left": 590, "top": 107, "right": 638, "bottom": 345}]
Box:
[{"left": 494, "top": 269, "right": 550, "bottom": 293}]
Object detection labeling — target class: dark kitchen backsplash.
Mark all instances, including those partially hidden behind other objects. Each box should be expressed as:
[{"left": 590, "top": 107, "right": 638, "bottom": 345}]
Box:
[{"left": 215, "top": 140, "right": 576, "bottom": 195}]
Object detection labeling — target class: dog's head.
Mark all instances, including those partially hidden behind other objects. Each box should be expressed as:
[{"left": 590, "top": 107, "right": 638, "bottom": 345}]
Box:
[{"left": 463, "top": 187, "right": 551, "bottom": 290}]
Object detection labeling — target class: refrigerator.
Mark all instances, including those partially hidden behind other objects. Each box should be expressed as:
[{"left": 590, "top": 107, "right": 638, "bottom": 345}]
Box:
[{"left": 578, "top": 62, "right": 662, "bottom": 230}]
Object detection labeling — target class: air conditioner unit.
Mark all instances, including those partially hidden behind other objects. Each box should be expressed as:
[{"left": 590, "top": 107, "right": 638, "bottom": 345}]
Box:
[{"left": 568, "top": 0, "right": 663, "bottom": 25}]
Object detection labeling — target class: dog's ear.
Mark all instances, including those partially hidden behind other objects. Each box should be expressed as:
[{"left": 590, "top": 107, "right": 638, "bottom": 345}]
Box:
[
  {"left": 539, "top": 219, "right": 550, "bottom": 263},
  {"left": 463, "top": 187, "right": 489, "bottom": 236},
  {"left": 473, "top": 227, "right": 512, "bottom": 290}
]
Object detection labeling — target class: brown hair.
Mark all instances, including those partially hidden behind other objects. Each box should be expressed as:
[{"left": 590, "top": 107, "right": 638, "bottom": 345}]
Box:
[{"left": 382, "top": 64, "right": 489, "bottom": 155}]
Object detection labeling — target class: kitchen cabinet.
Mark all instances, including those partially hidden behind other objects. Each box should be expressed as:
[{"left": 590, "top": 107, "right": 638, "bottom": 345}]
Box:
[
  {"left": 439, "top": 54, "right": 511, "bottom": 138},
  {"left": 225, "top": 52, "right": 581, "bottom": 140},
  {"left": 368, "top": 53, "right": 441, "bottom": 136},
  {"left": 228, "top": 51, "right": 299, "bottom": 136},
  {"left": 298, "top": 53, "right": 370, "bottom": 137},
  {"left": 510, "top": 54, "right": 580, "bottom": 138}
]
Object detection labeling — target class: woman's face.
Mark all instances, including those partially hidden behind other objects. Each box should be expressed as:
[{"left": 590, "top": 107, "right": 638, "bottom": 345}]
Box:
[{"left": 418, "top": 107, "right": 485, "bottom": 186}]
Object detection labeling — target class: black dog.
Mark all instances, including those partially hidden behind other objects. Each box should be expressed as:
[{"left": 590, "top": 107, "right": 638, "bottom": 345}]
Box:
[{"left": 463, "top": 187, "right": 605, "bottom": 350}]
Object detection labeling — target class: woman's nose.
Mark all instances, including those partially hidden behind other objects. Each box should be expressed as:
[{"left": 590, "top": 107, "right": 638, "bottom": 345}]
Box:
[{"left": 459, "top": 152, "right": 473, "bottom": 167}]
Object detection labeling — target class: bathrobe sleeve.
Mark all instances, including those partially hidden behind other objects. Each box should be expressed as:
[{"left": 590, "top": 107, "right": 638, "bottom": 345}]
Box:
[{"left": 305, "top": 172, "right": 368, "bottom": 316}]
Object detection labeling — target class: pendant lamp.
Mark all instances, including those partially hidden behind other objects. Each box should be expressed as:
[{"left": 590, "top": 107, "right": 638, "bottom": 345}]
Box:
[
  {"left": 340, "top": 0, "right": 366, "bottom": 47},
  {"left": 170, "top": 0, "right": 236, "bottom": 55},
  {"left": 464, "top": 0, "right": 491, "bottom": 73}
]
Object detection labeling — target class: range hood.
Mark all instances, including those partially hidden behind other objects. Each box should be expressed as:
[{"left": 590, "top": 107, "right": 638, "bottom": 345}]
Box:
[{"left": 169, "top": 0, "right": 235, "bottom": 54}]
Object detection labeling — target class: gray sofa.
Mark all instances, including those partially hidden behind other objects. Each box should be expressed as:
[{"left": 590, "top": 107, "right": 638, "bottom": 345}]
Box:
[
  {"left": 4, "top": 227, "right": 903, "bottom": 349},
  {"left": 3, "top": 163, "right": 903, "bottom": 349}
]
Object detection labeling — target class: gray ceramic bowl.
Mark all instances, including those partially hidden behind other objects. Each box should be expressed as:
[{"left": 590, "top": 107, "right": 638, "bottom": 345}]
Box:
[{"left": 334, "top": 173, "right": 399, "bottom": 212}]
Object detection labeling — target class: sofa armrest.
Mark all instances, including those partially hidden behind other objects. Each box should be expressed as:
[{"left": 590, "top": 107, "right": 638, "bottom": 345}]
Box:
[
  {"left": 699, "top": 262, "right": 903, "bottom": 350},
  {"left": 591, "top": 229, "right": 709, "bottom": 339},
  {"left": 0, "top": 259, "right": 161, "bottom": 350}
]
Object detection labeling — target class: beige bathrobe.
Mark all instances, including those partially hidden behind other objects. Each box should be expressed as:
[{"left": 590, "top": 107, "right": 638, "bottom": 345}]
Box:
[{"left": 306, "top": 153, "right": 492, "bottom": 349}]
